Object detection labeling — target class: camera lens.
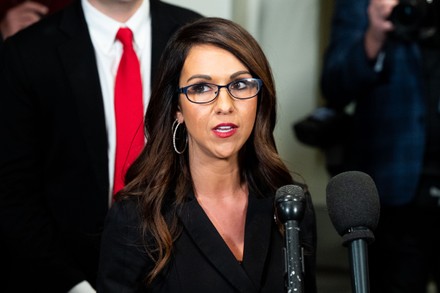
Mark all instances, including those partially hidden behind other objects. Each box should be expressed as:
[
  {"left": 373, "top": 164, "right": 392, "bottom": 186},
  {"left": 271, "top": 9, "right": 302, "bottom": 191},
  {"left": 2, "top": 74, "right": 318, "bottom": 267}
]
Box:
[
  {"left": 389, "top": 2, "right": 422, "bottom": 41},
  {"left": 390, "top": 3, "right": 420, "bottom": 26}
]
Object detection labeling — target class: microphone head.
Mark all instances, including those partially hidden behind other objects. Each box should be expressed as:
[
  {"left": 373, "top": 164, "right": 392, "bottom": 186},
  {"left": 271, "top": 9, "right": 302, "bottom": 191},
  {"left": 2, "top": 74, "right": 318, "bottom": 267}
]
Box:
[
  {"left": 275, "top": 185, "right": 306, "bottom": 224},
  {"left": 326, "top": 171, "right": 380, "bottom": 240}
]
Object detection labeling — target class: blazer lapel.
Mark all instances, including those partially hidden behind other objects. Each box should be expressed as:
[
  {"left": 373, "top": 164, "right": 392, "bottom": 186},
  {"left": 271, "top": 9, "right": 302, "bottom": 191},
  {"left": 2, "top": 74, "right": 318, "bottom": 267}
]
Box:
[
  {"left": 57, "top": 2, "right": 109, "bottom": 196},
  {"left": 150, "top": 0, "right": 176, "bottom": 81},
  {"left": 178, "top": 197, "right": 258, "bottom": 292},
  {"left": 242, "top": 195, "right": 275, "bottom": 289}
]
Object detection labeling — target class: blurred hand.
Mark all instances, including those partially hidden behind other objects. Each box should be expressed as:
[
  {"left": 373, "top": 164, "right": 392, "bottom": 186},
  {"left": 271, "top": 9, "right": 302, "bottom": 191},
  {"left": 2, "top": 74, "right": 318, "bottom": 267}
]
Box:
[
  {"left": 365, "top": 0, "right": 398, "bottom": 59},
  {"left": 0, "top": 1, "right": 49, "bottom": 40}
]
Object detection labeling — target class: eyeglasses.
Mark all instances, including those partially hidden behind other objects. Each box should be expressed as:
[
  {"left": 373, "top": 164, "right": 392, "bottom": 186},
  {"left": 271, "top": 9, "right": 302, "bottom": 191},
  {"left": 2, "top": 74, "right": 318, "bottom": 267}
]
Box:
[{"left": 178, "top": 78, "right": 262, "bottom": 104}]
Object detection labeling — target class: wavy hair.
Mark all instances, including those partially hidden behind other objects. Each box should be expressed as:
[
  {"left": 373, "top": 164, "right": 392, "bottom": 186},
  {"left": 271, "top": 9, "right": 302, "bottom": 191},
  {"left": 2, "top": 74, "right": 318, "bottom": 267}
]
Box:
[{"left": 121, "top": 17, "right": 300, "bottom": 284}]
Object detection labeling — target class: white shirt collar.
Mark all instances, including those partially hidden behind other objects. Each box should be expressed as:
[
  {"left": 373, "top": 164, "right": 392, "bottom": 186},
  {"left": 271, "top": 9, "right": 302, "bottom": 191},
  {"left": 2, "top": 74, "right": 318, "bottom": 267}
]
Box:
[{"left": 82, "top": 0, "right": 150, "bottom": 54}]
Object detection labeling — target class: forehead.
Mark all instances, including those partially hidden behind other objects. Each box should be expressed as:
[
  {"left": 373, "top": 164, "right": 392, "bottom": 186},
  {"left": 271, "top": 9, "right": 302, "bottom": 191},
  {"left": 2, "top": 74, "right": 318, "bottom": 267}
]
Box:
[{"left": 180, "top": 44, "right": 248, "bottom": 80}]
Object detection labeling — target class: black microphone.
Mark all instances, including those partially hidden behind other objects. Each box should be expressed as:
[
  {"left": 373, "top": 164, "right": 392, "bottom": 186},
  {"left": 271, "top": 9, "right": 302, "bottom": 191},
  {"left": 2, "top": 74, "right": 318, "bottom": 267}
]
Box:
[
  {"left": 275, "top": 185, "right": 306, "bottom": 293},
  {"left": 326, "top": 171, "right": 380, "bottom": 293}
]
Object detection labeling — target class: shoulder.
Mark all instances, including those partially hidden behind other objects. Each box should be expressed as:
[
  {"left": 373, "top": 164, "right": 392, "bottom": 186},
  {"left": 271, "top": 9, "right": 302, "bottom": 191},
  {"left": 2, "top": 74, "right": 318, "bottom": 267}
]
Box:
[
  {"left": 151, "top": 0, "right": 203, "bottom": 23},
  {"left": 98, "top": 197, "right": 151, "bottom": 292},
  {"left": 102, "top": 197, "right": 148, "bottom": 265},
  {"left": 106, "top": 197, "right": 141, "bottom": 228}
]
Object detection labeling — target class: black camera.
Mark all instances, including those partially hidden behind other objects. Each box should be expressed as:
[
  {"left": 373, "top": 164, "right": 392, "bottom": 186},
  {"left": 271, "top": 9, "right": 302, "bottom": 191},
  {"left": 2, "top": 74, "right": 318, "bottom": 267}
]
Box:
[
  {"left": 389, "top": 0, "right": 440, "bottom": 43},
  {"left": 293, "top": 107, "right": 352, "bottom": 149}
]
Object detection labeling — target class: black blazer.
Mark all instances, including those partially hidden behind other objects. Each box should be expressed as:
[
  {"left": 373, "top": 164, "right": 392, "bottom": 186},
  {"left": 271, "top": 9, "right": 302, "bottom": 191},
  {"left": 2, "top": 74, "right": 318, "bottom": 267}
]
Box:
[
  {"left": 0, "top": 1, "right": 201, "bottom": 292},
  {"left": 97, "top": 192, "right": 317, "bottom": 293}
]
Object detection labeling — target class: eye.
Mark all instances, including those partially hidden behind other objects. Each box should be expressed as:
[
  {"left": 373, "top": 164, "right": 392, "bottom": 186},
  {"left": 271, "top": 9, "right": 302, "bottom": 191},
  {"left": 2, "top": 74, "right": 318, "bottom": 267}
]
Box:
[
  {"left": 230, "top": 79, "right": 254, "bottom": 91},
  {"left": 186, "top": 83, "right": 215, "bottom": 95}
]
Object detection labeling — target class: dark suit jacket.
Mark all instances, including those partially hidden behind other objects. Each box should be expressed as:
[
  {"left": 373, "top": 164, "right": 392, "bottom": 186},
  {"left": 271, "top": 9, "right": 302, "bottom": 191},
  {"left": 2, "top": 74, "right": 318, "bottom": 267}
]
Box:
[
  {"left": 97, "top": 192, "right": 317, "bottom": 293},
  {"left": 0, "top": 1, "right": 201, "bottom": 292}
]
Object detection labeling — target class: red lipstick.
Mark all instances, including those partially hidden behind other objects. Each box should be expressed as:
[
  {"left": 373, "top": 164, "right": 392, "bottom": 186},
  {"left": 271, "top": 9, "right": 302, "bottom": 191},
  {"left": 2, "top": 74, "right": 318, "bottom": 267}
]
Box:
[{"left": 212, "top": 123, "right": 238, "bottom": 138}]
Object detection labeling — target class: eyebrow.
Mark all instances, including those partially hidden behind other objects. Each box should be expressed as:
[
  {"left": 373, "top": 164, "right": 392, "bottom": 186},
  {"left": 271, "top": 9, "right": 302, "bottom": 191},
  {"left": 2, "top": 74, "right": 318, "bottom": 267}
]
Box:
[{"left": 186, "top": 70, "right": 251, "bottom": 83}]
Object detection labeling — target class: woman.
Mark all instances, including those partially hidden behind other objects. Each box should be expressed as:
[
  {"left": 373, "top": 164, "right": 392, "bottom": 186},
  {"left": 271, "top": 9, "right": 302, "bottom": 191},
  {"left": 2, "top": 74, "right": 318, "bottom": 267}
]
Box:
[{"left": 98, "top": 17, "right": 317, "bottom": 293}]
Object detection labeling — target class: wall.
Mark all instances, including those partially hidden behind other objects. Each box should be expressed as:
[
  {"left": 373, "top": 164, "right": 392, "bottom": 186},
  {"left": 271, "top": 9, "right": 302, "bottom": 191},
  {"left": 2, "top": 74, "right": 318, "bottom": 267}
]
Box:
[{"left": 255, "top": 0, "right": 329, "bottom": 206}]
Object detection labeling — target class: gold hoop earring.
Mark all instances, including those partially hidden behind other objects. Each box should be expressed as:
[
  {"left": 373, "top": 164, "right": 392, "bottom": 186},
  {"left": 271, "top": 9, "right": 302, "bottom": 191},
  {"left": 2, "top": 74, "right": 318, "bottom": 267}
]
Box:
[{"left": 172, "top": 119, "right": 187, "bottom": 154}]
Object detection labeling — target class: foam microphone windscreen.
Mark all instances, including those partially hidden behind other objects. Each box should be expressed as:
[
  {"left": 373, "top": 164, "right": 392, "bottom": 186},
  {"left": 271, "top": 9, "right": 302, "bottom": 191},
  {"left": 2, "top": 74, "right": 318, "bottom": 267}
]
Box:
[
  {"left": 275, "top": 184, "right": 304, "bottom": 201},
  {"left": 326, "top": 171, "right": 380, "bottom": 238}
]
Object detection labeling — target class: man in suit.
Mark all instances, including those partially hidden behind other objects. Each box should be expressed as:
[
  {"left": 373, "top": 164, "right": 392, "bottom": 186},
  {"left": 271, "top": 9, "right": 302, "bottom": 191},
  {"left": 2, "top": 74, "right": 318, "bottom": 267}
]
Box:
[{"left": 0, "top": 0, "right": 201, "bottom": 292}]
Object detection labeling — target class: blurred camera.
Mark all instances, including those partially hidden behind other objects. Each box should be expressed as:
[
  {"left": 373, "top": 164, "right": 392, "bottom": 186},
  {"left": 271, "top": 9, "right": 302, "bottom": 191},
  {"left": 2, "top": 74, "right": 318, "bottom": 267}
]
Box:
[
  {"left": 293, "top": 107, "right": 352, "bottom": 149},
  {"left": 389, "top": 0, "right": 440, "bottom": 43}
]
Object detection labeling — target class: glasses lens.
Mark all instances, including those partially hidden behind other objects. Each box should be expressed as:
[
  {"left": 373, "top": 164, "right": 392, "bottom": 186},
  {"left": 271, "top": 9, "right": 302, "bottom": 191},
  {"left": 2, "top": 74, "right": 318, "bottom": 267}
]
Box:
[
  {"left": 186, "top": 84, "right": 217, "bottom": 103},
  {"left": 228, "top": 78, "right": 261, "bottom": 99},
  {"left": 182, "top": 78, "right": 262, "bottom": 104}
]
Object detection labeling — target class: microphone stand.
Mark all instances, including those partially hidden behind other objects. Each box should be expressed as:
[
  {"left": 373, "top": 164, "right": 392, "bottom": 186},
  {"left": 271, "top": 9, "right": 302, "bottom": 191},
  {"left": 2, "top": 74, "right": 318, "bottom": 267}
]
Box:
[{"left": 343, "top": 227, "right": 373, "bottom": 293}]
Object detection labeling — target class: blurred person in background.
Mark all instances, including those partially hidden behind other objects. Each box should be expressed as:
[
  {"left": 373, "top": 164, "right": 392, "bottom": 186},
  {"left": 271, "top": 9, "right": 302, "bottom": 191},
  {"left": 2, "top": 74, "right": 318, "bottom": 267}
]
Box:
[
  {"left": 0, "top": 0, "right": 73, "bottom": 42},
  {"left": 321, "top": 0, "right": 440, "bottom": 292}
]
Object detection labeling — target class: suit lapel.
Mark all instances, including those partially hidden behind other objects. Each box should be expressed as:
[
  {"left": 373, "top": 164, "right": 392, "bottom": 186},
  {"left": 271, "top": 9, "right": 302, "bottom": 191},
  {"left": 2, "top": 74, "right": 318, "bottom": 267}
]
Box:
[
  {"left": 242, "top": 195, "right": 275, "bottom": 288},
  {"left": 178, "top": 196, "right": 258, "bottom": 292},
  {"left": 150, "top": 0, "right": 176, "bottom": 81},
  {"left": 57, "top": 2, "right": 109, "bottom": 196}
]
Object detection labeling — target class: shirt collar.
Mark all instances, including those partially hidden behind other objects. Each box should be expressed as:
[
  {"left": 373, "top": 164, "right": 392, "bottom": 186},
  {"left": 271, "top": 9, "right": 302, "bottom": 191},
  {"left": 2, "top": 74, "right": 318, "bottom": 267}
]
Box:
[{"left": 82, "top": 0, "right": 150, "bottom": 54}]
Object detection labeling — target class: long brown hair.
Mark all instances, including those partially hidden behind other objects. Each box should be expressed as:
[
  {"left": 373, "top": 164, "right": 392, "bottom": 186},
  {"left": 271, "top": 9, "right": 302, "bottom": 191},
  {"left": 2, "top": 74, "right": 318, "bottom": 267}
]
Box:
[{"left": 121, "top": 17, "right": 297, "bottom": 284}]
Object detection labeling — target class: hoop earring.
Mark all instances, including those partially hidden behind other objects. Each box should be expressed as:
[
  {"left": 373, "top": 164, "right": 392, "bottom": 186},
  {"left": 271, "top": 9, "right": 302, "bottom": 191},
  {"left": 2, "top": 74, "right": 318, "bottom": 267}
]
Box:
[{"left": 172, "top": 119, "right": 187, "bottom": 154}]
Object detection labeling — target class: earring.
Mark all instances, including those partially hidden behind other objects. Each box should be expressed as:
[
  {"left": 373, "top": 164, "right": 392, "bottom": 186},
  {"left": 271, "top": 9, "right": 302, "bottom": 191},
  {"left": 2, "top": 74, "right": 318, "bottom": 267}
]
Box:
[{"left": 172, "top": 119, "right": 187, "bottom": 154}]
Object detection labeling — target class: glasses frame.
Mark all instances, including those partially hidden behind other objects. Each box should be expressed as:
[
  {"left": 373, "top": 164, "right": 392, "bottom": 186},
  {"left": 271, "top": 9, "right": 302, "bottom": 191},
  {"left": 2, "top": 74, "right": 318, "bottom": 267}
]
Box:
[{"left": 178, "top": 78, "right": 263, "bottom": 104}]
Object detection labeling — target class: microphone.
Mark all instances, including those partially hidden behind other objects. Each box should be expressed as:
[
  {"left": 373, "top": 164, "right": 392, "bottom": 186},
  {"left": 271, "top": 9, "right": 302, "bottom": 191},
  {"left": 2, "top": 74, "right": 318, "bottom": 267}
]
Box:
[
  {"left": 275, "top": 185, "right": 306, "bottom": 293},
  {"left": 326, "top": 171, "right": 380, "bottom": 293}
]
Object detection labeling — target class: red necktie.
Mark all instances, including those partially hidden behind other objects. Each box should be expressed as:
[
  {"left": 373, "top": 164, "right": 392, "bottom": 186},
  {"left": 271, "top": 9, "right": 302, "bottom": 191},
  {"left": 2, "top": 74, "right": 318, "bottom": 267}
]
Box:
[{"left": 113, "top": 27, "right": 144, "bottom": 195}]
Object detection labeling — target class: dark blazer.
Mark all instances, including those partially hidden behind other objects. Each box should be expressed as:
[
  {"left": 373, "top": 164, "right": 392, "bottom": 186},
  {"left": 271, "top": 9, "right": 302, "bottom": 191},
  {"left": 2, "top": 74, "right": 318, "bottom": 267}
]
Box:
[
  {"left": 97, "top": 192, "right": 317, "bottom": 293},
  {"left": 0, "top": 1, "right": 201, "bottom": 292}
]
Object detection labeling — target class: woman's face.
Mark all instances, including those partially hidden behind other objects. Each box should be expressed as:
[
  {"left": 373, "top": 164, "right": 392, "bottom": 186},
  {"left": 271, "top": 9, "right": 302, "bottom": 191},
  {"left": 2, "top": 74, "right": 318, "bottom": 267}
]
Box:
[{"left": 176, "top": 44, "right": 258, "bottom": 162}]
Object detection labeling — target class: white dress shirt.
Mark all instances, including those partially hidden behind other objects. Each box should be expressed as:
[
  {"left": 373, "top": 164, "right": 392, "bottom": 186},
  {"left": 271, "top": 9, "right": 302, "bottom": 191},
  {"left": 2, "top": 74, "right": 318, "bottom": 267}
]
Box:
[
  {"left": 67, "top": 1, "right": 151, "bottom": 292},
  {"left": 82, "top": 0, "right": 152, "bottom": 205}
]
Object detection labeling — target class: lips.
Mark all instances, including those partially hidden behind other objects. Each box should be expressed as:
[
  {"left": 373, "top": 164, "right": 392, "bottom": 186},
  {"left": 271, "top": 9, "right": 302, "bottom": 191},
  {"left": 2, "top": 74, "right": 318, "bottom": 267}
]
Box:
[{"left": 212, "top": 123, "right": 238, "bottom": 138}]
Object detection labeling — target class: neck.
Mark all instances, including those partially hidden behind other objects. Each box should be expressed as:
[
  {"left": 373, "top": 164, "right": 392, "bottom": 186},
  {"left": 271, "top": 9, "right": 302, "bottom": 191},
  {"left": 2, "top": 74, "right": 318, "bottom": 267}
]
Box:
[
  {"left": 194, "top": 180, "right": 247, "bottom": 202},
  {"left": 190, "top": 158, "right": 245, "bottom": 201},
  {"left": 87, "top": 0, "right": 143, "bottom": 22}
]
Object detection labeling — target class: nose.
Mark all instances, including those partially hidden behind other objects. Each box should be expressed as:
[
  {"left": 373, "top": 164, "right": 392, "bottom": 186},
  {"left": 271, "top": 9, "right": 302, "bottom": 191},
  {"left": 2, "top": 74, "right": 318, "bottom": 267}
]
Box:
[{"left": 215, "top": 87, "right": 234, "bottom": 114}]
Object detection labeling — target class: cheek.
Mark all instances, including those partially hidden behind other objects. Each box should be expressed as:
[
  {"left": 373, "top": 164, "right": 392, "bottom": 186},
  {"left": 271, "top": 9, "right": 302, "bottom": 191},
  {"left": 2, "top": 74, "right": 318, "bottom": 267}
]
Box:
[
  {"left": 245, "top": 102, "right": 258, "bottom": 122},
  {"left": 180, "top": 106, "right": 210, "bottom": 136},
  {"left": 241, "top": 103, "right": 258, "bottom": 135}
]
